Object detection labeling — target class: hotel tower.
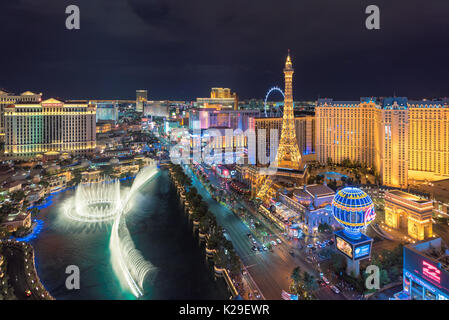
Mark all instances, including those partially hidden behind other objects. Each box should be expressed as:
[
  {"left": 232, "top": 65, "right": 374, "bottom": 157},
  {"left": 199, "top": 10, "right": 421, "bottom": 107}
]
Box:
[
  {"left": 3, "top": 98, "right": 96, "bottom": 159},
  {"left": 316, "top": 97, "right": 449, "bottom": 188}
]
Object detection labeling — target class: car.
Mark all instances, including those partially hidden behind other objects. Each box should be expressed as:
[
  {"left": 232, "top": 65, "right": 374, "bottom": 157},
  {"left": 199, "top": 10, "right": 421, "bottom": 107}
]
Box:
[
  {"left": 330, "top": 285, "right": 340, "bottom": 294},
  {"left": 262, "top": 245, "right": 268, "bottom": 251},
  {"left": 251, "top": 246, "right": 257, "bottom": 251},
  {"left": 25, "top": 290, "right": 32, "bottom": 297},
  {"left": 254, "top": 290, "right": 261, "bottom": 299},
  {"left": 321, "top": 276, "right": 330, "bottom": 285},
  {"left": 247, "top": 233, "right": 251, "bottom": 238},
  {"left": 271, "top": 240, "right": 277, "bottom": 246},
  {"left": 317, "top": 279, "right": 326, "bottom": 287},
  {"left": 328, "top": 240, "right": 334, "bottom": 245},
  {"left": 307, "top": 244, "right": 314, "bottom": 248},
  {"left": 289, "top": 249, "right": 294, "bottom": 256},
  {"left": 258, "top": 247, "right": 263, "bottom": 252},
  {"left": 276, "top": 238, "right": 282, "bottom": 244}
]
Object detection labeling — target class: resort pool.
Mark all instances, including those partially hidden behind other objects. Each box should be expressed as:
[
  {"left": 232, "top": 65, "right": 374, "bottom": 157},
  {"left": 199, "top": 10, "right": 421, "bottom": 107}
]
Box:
[{"left": 322, "top": 171, "right": 348, "bottom": 180}]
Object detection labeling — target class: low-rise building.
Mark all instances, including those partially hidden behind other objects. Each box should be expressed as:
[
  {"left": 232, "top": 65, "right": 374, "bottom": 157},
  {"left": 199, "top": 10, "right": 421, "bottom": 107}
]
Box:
[
  {"left": 114, "top": 164, "right": 139, "bottom": 176},
  {"left": 26, "top": 187, "right": 46, "bottom": 204},
  {"left": 3, "top": 181, "right": 22, "bottom": 193},
  {"left": 81, "top": 170, "right": 103, "bottom": 184},
  {"left": 278, "top": 184, "right": 337, "bottom": 236},
  {"left": 48, "top": 174, "right": 67, "bottom": 193},
  {"left": 1, "top": 211, "right": 31, "bottom": 232},
  {"left": 396, "top": 237, "right": 449, "bottom": 300}
]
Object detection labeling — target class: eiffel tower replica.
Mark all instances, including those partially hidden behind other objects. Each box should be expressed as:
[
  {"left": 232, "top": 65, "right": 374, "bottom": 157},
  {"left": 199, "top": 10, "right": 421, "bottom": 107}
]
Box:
[{"left": 257, "top": 51, "right": 303, "bottom": 200}]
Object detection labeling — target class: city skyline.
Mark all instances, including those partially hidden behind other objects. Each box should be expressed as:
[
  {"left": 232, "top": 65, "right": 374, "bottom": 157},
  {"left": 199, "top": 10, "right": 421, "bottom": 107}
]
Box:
[
  {"left": 2, "top": 1, "right": 449, "bottom": 101},
  {"left": 2, "top": 0, "right": 449, "bottom": 306}
]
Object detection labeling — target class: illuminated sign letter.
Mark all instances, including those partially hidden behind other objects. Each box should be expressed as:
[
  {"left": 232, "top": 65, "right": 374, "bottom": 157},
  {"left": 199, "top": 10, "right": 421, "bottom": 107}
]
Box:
[{"left": 422, "top": 261, "right": 441, "bottom": 284}]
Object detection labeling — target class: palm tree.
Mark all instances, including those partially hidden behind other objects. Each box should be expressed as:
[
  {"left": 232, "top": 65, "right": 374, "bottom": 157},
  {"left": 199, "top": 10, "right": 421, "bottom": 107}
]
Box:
[
  {"left": 291, "top": 266, "right": 302, "bottom": 285},
  {"left": 303, "top": 272, "right": 318, "bottom": 292}
]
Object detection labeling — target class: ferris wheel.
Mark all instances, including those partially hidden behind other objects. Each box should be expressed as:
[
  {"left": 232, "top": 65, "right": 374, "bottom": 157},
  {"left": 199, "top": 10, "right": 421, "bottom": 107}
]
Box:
[{"left": 264, "top": 86, "right": 285, "bottom": 117}]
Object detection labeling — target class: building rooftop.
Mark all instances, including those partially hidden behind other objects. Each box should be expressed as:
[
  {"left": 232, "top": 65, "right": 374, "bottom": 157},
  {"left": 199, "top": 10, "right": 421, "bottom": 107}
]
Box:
[
  {"left": 292, "top": 188, "right": 311, "bottom": 200},
  {"left": 388, "top": 190, "right": 430, "bottom": 204},
  {"left": 317, "top": 97, "right": 449, "bottom": 109},
  {"left": 408, "top": 238, "right": 449, "bottom": 273},
  {"left": 273, "top": 202, "right": 298, "bottom": 221},
  {"left": 304, "top": 184, "right": 335, "bottom": 198}
]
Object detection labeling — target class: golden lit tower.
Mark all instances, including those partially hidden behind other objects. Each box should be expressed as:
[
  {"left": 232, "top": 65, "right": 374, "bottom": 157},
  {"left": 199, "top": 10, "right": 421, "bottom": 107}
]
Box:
[
  {"left": 275, "top": 51, "right": 302, "bottom": 169},
  {"left": 256, "top": 51, "right": 302, "bottom": 201}
]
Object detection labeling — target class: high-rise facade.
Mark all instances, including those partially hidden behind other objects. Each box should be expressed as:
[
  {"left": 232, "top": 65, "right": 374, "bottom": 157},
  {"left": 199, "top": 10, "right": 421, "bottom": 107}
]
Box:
[
  {"left": 0, "top": 90, "right": 42, "bottom": 139},
  {"left": 91, "top": 100, "right": 119, "bottom": 123},
  {"left": 316, "top": 97, "right": 449, "bottom": 187},
  {"left": 136, "top": 90, "right": 147, "bottom": 113},
  {"left": 3, "top": 98, "right": 96, "bottom": 159},
  {"left": 196, "top": 88, "right": 238, "bottom": 110}
]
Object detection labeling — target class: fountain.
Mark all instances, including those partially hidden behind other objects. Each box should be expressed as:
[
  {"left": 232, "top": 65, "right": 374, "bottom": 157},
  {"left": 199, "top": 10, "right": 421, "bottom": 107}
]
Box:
[
  {"left": 62, "top": 164, "right": 160, "bottom": 298},
  {"left": 110, "top": 164, "right": 159, "bottom": 298},
  {"left": 64, "top": 179, "right": 122, "bottom": 222}
]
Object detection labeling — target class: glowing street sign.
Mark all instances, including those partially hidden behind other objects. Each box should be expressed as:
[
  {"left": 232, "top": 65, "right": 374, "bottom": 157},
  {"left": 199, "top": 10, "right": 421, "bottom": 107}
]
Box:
[{"left": 423, "top": 261, "right": 441, "bottom": 284}]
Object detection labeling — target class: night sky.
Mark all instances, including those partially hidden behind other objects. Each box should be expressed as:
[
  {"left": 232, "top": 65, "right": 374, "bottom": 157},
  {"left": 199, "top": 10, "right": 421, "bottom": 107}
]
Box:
[{"left": 1, "top": 0, "right": 449, "bottom": 101}]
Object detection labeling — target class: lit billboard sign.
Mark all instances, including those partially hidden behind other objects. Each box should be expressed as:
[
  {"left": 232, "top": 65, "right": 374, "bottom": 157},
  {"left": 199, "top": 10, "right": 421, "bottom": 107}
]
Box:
[
  {"left": 336, "top": 236, "right": 353, "bottom": 259},
  {"left": 354, "top": 243, "right": 371, "bottom": 259},
  {"left": 423, "top": 261, "right": 441, "bottom": 284}
]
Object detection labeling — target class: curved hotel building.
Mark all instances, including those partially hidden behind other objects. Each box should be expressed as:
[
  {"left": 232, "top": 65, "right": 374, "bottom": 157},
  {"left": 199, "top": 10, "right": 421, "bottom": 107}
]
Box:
[{"left": 316, "top": 97, "right": 449, "bottom": 188}]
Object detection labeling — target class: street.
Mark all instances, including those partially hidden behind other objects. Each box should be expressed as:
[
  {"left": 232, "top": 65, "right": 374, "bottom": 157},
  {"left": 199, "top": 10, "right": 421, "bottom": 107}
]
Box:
[
  {"left": 185, "top": 165, "right": 343, "bottom": 300},
  {"left": 3, "top": 247, "right": 37, "bottom": 300}
]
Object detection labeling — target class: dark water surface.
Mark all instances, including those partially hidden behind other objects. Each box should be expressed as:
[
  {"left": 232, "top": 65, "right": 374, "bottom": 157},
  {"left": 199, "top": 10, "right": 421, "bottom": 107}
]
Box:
[{"left": 31, "top": 170, "right": 228, "bottom": 300}]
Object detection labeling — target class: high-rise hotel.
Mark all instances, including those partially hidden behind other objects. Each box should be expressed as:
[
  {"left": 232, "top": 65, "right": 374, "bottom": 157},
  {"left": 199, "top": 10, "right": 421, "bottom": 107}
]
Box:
[
  {"left": 3, "top": 98, "right": 96, "bottom": 159},
  {"left": 0, "top": 90, "right": 43, "bottom": 139},
  {"left": 316, "top": 97, "right": 449, "bottom": 188}
]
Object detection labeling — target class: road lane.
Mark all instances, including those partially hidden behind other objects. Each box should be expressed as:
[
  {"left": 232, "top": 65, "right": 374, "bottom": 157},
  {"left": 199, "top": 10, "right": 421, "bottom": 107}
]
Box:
[{"left": 185, "top": 165, "right": 343, "bottom": 300}]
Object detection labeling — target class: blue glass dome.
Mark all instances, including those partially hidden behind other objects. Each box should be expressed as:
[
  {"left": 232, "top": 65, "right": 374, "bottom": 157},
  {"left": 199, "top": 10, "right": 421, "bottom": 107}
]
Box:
[{"left": 331, "top": 187, "right": 375, "bottom": 238}]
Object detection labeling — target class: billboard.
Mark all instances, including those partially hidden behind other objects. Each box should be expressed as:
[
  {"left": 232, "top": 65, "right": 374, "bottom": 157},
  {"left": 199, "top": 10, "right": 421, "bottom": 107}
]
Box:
[
  {"left": 354, "top": 243, "right": 371, "bottom": 260},
  {"left": 336, "top": 236, "right": 353, "bottom": 259}
]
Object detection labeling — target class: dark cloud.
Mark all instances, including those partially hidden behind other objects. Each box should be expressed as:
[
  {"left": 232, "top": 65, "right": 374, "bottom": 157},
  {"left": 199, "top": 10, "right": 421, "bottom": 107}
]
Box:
[{"left": 1, "top": 0, "right": 449, "bottom": 100}]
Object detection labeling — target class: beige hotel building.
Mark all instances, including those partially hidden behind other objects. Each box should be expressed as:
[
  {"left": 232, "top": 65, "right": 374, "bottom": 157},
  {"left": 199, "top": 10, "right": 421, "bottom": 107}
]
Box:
[
  {"left": 0, "top": 90, "right": 43, "bottom": 139},
  {"left": 3, "top": 98, "right": 96, "bottom": 159},
  {"left": 316, "top": 97, "right": 449, "bottom": 188}
]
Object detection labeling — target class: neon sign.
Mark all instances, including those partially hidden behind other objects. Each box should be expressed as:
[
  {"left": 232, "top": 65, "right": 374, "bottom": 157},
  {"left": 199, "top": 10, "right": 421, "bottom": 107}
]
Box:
[
  {"left": 423, "top": 261, "right": 441, "bottom": 284},
  {"left": 364, "top": 206, "right": 376, "bottom": 225}
]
